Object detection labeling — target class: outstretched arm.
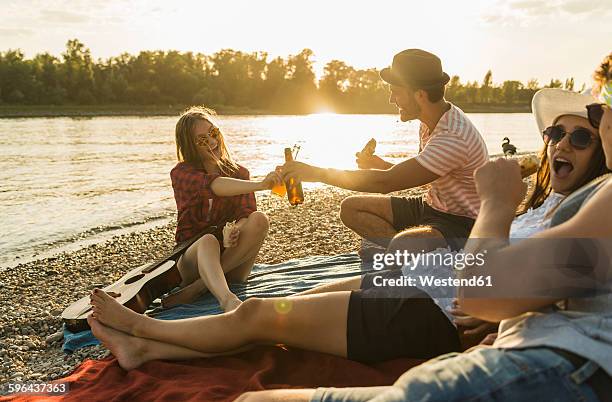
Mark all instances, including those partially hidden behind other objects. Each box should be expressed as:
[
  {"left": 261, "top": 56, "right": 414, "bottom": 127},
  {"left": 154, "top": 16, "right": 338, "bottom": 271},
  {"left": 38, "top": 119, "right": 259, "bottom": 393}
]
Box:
[
  {"left": 210, "top": 171, "right": 282, "bottom": 197},
  {"left": 282, "top": 158, "right": 439, "bottom": 193}
]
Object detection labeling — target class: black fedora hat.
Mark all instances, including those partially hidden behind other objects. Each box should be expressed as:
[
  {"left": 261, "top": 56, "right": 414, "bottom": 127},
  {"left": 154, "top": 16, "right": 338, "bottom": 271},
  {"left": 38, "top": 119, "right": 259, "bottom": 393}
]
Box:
[{"left": 380, "top": 49, "right": 450, "bottom": 88}]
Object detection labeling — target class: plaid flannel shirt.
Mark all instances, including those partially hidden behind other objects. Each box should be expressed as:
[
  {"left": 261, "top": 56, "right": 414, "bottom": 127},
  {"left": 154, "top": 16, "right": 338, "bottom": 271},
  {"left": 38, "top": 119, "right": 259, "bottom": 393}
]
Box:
[{"left": 171, "top": 162, "right": 257, "bottom": 243}]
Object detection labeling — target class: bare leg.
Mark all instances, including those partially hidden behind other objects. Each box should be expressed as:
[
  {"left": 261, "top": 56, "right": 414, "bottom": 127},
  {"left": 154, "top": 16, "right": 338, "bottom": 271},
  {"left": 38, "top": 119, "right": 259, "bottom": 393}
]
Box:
[
  {"left": 386, "top": 226, "right": 447, "bottom": 254},
  {"left": 340, "top": 195, "right": 397, "bottom": 247},
  {"left": 383, "top": 226, "right": 448, "bottom": 268},
  {"left": 236, "top": 385, "right": 392, "bottom": 402},
  {"left": 234, "top": 389, "right": 316, "bottom": 402},
  {"left": 162, "top": 277, "right": 208, "bottom": 308},
  {"left": 221, "top": 211, "right": 269, "bottom": 278},
  {"left": 225, "top": 250, "right": 258, "bottom": 284},
  {"left": 164, "top": 212, "right": 269, "bottom": 308},
  {"left": 87, "top": 315, "right": 250, "bottom": 370},
  {"left": 193, "top": 234, "right": 244, "bottom": 311},
  {"left": 90, "top": 290, "right": 351, "bottom": 357},
  {"left": 296, "top": 276, "right": 363, "bottom": 295}
]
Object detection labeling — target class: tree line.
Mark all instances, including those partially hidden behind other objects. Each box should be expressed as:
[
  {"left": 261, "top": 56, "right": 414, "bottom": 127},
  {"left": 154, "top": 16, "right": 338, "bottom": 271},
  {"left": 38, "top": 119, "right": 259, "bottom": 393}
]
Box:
[{"left": 0, "top": 39, "right": 580, "bottom": 113}]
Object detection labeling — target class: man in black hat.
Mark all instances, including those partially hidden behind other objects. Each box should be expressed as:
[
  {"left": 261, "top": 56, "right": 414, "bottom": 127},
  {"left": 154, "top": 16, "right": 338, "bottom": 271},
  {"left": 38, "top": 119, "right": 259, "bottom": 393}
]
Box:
[{"left": 283, "top": 49, "right": 489, "bottom": 255}]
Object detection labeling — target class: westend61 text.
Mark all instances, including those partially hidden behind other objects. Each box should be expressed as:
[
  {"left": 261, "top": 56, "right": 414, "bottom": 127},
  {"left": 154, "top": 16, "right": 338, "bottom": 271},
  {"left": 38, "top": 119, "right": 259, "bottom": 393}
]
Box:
[
  {"left": 373, "top": 275, "right": 493, "bottom": 288},
  {"left": 372, "top": 250, "right": 487, "bottom": 270}
]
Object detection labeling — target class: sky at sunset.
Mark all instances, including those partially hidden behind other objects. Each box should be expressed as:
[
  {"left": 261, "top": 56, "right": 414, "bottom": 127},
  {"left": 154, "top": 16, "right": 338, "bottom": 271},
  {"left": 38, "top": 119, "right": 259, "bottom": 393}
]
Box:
[{"left": 1, "top": 0, "right": 610, "bottom": 87}]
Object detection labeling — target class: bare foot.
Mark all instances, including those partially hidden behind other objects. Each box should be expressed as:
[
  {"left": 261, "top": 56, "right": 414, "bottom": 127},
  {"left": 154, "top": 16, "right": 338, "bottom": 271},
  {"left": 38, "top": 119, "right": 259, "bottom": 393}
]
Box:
[
  {"left": 90, "top": 289, "right": 148, "bottom": 336},
  {"left": 161, "top": 280, "right": 207, "bottom": 308},
  {"left": 221, "top": 294, "right": 242, "bottom": 312},
  {"left": 87, "top": 315, "right": 148, "bottom": 371}
]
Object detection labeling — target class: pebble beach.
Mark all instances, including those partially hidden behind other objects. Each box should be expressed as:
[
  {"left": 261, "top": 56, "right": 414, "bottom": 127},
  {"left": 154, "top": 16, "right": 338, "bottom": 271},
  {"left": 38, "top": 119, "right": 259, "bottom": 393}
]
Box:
[
  {"left": 0, "top": 185, "right": 426, "bottom": 387},
  {"left": 0, "top": 153, "right": 537, "bottom": 389}
]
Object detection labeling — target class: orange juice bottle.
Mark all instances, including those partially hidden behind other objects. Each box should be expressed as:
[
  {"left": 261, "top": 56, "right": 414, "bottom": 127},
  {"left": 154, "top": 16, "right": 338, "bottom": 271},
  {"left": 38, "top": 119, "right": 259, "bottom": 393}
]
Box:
[{"left": 284, "top": 147, "right": 304, "bottom": 206}]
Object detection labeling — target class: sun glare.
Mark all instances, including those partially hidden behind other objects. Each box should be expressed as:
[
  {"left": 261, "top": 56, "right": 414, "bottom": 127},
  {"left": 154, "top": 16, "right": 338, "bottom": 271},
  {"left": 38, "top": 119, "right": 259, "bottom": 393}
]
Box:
[{"left": 311, "top": 107, "right": 336, "bottom": 115}]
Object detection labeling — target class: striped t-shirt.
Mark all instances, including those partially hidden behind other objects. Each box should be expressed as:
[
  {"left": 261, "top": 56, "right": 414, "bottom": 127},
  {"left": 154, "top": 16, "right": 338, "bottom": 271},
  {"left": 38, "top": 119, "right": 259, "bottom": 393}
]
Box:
[{"left": 414, "top": 104, "right": 489, "bottom": 219}]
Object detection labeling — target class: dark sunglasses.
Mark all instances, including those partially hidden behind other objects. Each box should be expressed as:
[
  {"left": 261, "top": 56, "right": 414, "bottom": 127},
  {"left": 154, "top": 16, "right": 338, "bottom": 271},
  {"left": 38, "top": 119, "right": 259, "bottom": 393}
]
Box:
[
  {"left": 542, "top": 125, "right": 597, "bottom": 150},
  {"left": 586, "top": 103, "right": 606, "bottom": 129}
]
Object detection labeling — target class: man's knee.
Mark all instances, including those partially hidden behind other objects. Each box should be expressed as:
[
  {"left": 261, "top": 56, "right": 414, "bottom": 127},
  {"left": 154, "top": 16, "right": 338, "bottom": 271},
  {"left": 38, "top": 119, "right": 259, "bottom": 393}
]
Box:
[{"left": 340, "top": 196, "right": 363, "bottom": 226}]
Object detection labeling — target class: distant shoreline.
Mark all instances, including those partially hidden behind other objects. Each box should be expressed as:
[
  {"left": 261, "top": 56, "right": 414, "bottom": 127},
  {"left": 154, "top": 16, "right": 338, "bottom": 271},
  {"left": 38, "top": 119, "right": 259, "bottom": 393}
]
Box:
[{"left": 0, "top": 103, "right": 531, "bottom": 118}]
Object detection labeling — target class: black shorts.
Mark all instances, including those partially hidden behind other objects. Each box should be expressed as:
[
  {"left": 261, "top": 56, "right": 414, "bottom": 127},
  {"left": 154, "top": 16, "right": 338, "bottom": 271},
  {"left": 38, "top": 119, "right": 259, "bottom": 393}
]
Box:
[
  {"left": 391, "top": 196, "right": 475, "bottom": 251},
  {"left": 346, "top": 269, "right": 460, "bottom": 364}
]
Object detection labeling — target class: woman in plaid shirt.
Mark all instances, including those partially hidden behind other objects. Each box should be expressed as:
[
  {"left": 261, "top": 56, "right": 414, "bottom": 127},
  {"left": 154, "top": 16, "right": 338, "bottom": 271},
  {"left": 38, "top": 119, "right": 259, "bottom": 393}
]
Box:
[{"left": 166, "top": 106, "right": 282, "bottom": 311}]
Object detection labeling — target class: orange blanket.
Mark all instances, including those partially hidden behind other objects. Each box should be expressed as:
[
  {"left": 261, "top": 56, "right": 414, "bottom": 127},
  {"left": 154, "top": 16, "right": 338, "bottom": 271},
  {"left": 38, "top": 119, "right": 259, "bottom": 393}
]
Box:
[{"left": 4, "top": 346, "right": 422, "bottom": 401}]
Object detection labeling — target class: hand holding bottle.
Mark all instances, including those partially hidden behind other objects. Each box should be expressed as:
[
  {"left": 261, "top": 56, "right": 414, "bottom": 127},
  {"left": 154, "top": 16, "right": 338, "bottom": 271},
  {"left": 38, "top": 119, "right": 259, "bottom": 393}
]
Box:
[
  {"left": 260, "top": 170, "right": 283, "bottom": 190},
  {"left": 281, "top": 161, "right": 322, "bottom": 183}
]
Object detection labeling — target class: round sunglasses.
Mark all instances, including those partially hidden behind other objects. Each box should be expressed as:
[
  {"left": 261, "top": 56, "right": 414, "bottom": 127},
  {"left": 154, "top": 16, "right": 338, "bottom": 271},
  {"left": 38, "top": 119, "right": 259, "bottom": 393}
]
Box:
[
  {"left": 586, "top": 103, "right": 607, "bottom": 129},
  {"left": 195, "top": 125, "right": 221, "bottom": 147},
  {"left": 542, "top": 125, "right": 597, "bottom": 150}
]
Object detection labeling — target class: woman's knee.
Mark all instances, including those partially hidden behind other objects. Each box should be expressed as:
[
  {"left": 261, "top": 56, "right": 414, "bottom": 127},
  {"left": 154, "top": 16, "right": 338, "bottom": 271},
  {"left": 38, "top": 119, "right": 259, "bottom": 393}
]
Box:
[
  {"left": 196, "top": 233, "right": 221, "bottom": 250},
  {"left": 247, "top": 211, "right": 269, "bottom": 233}
]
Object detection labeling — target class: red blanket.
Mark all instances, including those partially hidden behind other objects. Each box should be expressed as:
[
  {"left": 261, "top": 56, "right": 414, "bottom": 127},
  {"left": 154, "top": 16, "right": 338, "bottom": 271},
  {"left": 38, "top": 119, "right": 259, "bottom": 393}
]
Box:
[{"left": 5, "top": 347, "right": 422, "bottom": 401}]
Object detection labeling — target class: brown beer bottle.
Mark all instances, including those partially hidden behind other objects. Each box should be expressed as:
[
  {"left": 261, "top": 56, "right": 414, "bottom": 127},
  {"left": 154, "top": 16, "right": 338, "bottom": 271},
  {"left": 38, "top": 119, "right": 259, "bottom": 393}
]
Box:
[{"left": 284, "top": 147, "right": 304, "bottom": 206}]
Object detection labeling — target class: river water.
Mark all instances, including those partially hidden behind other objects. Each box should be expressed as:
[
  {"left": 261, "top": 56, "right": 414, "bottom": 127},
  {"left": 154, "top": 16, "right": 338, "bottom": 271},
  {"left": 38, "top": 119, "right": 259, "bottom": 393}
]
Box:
[{"left": 0, "top": 112, "right": 541, "bottom": 269}]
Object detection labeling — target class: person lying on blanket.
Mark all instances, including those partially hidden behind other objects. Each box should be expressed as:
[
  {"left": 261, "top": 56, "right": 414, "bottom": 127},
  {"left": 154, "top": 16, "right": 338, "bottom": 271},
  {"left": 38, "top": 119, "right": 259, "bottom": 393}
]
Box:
[
  {"left": 165, "top": 106, "right": 282, "bottom": 311},
  {"left": 234, "top": 89, "right": 612, "bottom": 401},
  {"left": 85, "top": 89, "right": 610, "bottom": 375}
]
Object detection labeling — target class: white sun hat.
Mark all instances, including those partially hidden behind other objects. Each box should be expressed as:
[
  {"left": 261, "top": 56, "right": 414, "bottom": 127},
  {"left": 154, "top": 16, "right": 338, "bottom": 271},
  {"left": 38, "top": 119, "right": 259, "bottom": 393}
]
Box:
[{"left": 532, "top": 88, "right": 598, "bottom": 134}]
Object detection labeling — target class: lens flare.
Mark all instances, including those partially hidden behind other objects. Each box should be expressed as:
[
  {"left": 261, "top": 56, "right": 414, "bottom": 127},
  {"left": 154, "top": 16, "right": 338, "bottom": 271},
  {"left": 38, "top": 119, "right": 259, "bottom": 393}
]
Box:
[{"left": 274, "top": 299, "right": 293, "bottom": 314}]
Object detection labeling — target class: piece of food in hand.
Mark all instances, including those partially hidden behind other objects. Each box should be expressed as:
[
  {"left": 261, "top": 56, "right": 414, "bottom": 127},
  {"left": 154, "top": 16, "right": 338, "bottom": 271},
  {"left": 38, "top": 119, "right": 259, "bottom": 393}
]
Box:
[
  {"left": 222, "top": 221, "right": 237, "bottom": 247},
  {"left": 359, "top": 138, "right": 377, "bottom": 157},
  {"left": 519, "top": 155, "right": 539, "bottom": 177}
]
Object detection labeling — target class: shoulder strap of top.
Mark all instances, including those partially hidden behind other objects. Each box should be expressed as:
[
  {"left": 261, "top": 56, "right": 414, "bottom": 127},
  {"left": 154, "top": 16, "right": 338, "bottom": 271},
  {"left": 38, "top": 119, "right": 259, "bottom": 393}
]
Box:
[{"left": 550, "top": 173, "right": 612, "bottom": 227}]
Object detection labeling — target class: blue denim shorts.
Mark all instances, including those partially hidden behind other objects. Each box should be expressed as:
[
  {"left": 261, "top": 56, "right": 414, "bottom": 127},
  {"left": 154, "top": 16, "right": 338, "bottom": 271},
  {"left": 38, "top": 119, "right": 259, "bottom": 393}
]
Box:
[{"left": 312, "top": 347, "right": 601, "bottom": 402}]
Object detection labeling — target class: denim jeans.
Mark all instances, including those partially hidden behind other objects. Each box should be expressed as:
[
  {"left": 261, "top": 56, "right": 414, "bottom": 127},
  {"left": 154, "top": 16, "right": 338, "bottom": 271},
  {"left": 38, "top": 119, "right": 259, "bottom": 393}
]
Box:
[{"left": 312, "top": 348, "right": 601, "bottom": 402}]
